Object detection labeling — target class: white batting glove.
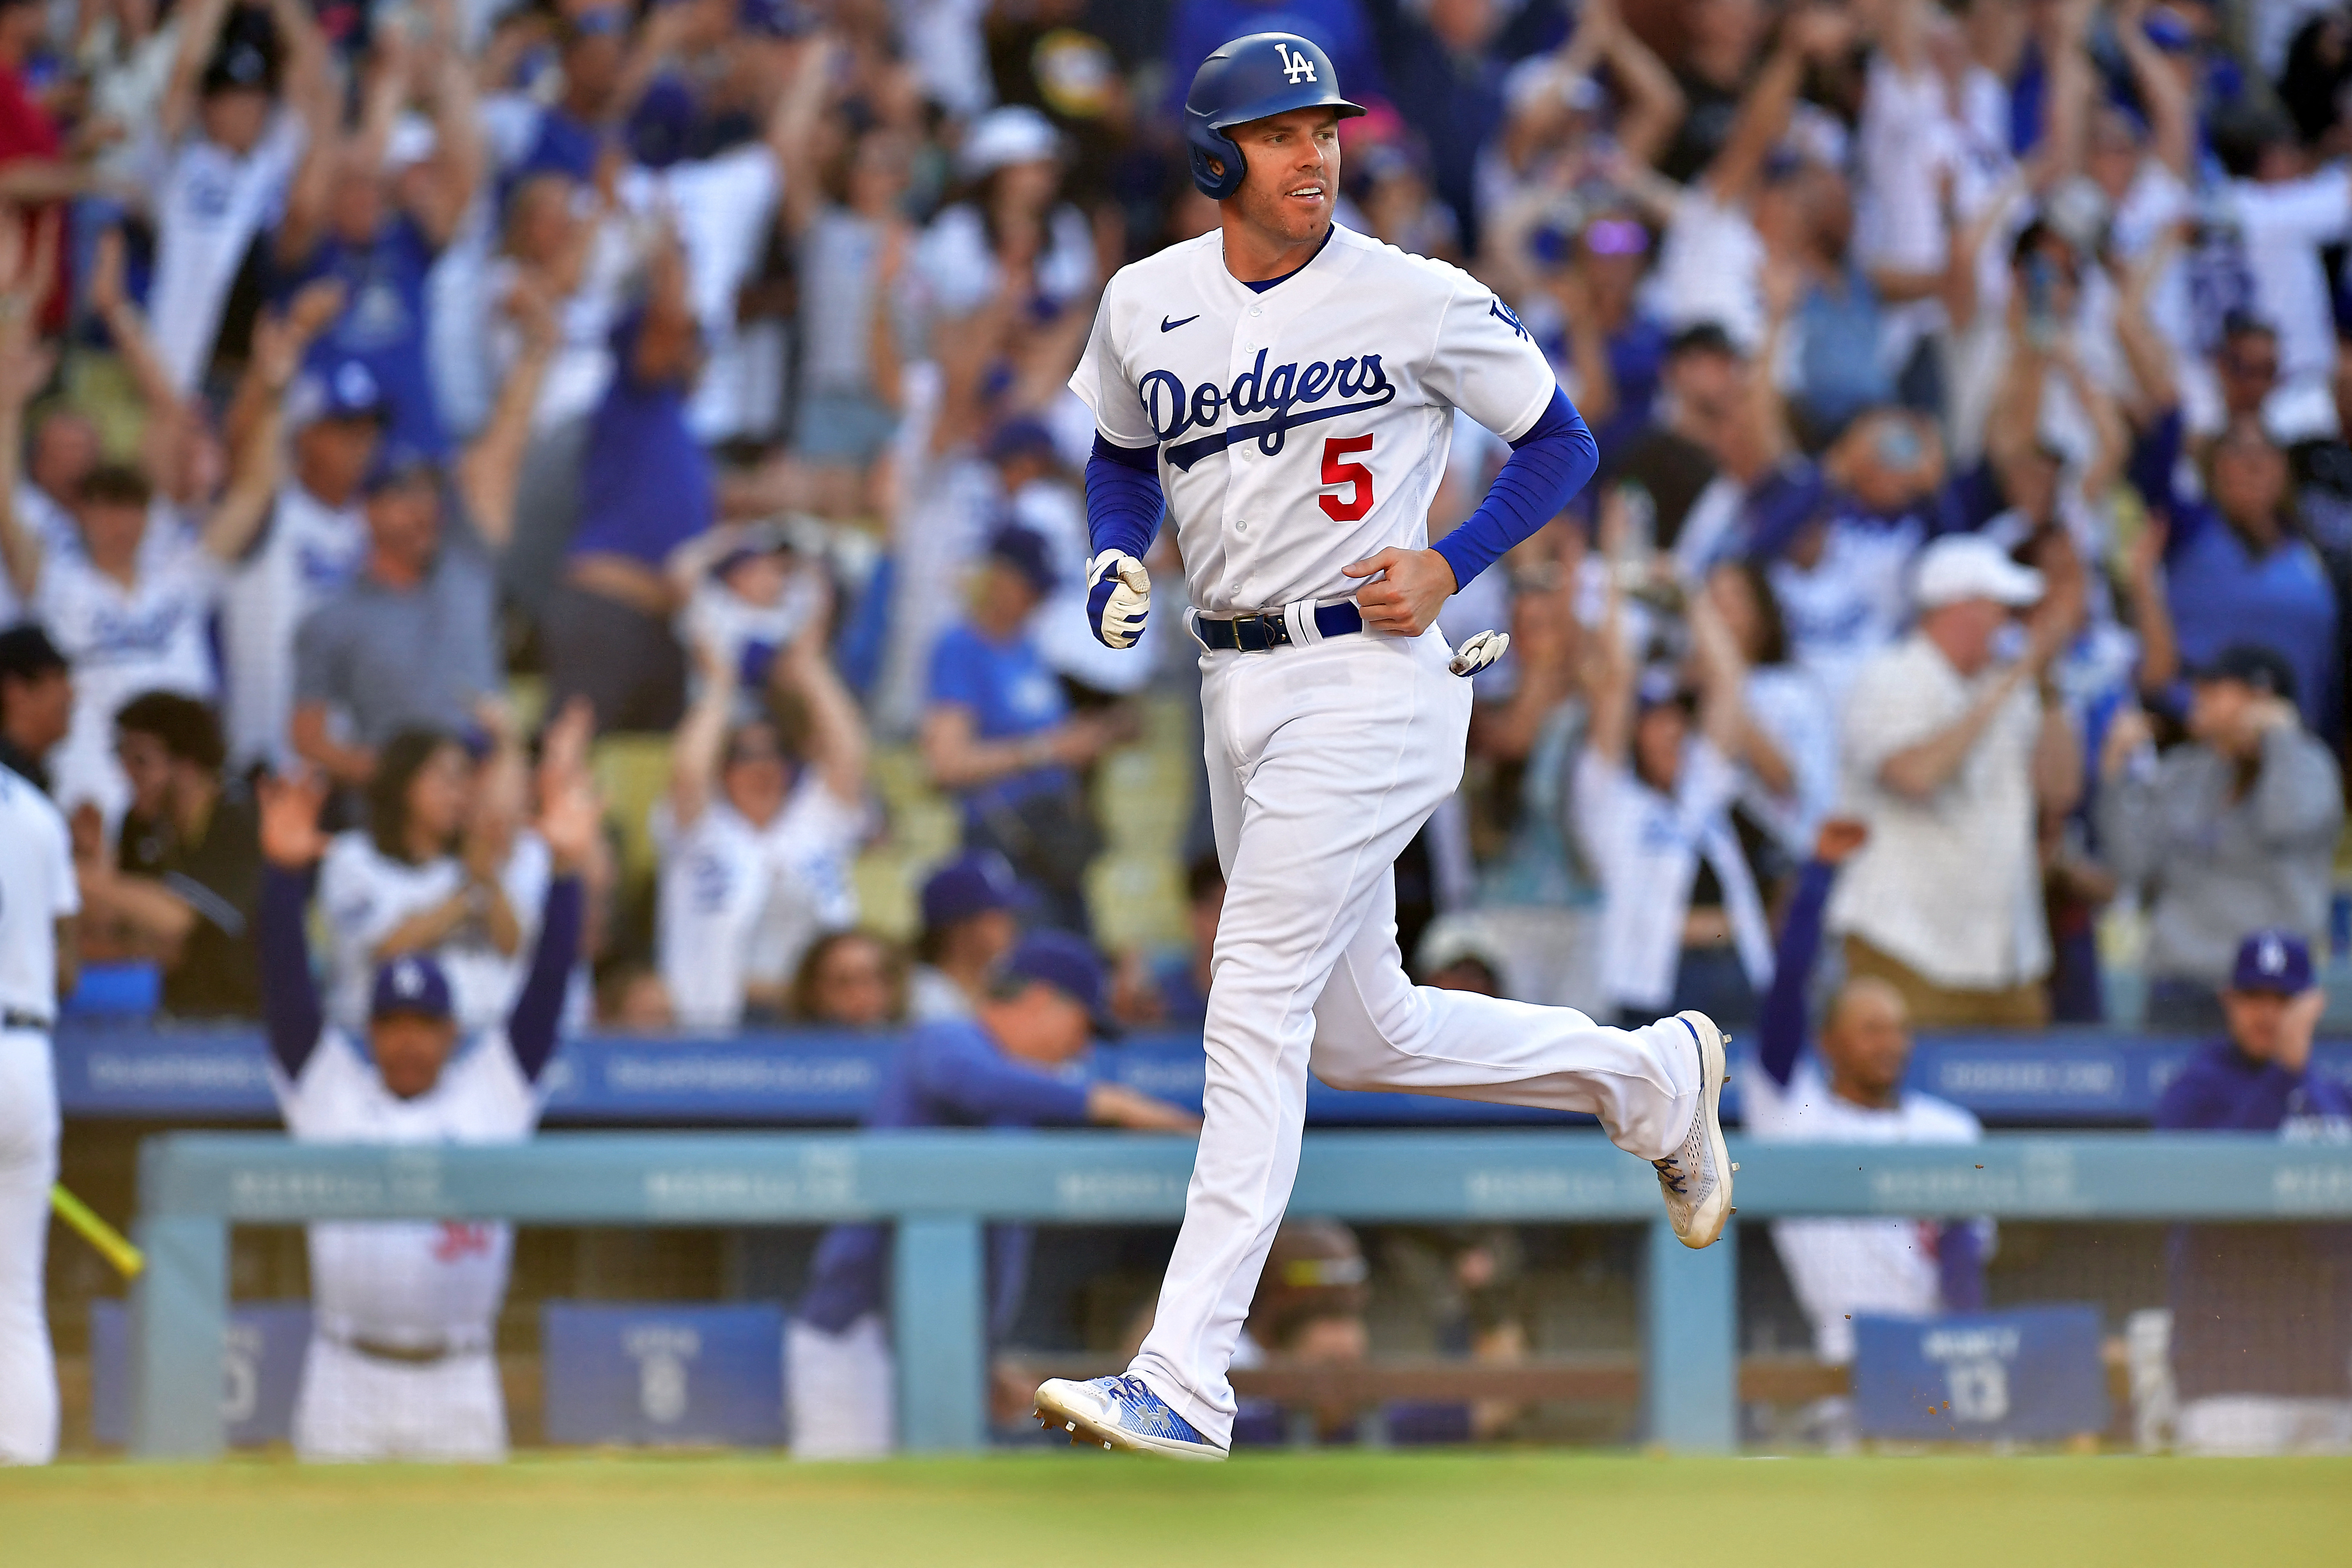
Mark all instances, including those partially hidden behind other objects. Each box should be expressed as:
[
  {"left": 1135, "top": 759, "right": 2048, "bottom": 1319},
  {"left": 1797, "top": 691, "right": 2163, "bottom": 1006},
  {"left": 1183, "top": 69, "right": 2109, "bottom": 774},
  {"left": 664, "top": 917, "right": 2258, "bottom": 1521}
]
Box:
[
  {"left": 1449, "top": 629, "right": 1509, "bottom": 677},
  {"left": 1086, "top": 549, "right": 1151, "bottom": 649}
]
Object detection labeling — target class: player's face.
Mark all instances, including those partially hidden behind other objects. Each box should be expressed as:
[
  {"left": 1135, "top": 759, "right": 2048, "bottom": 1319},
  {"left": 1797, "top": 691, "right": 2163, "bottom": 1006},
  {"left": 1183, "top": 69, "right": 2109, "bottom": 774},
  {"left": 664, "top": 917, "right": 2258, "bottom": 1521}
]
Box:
[
  {"left": 1823, "top": 983, "right": 1911, "bottom": 1099},
  {"left": 1632, "top": 703, "right": 1687, "bottom": 793},
  {"left": 2186, "top": 677, "right": 2256, "bottom": 750},
  {"left": 2, "top": 667, "right": 71, "bottom": 750},
  {"left": 295, "top": 416, "right": 381, "bottom": 503},
  {"left": 371, "top": 1012, "right": 460, "bottom": 1099},
  {"left": 405, "top": 742, "right": 474, "bottom": 847},
  {"left": 114, "top": 728, "right": 174, "bottom": 818},
  {"left": 2223, "top": 989, "right": 2289, "bottom": 1060},
  {"left": 1224, "top": 108, "right": 1341, "bottom": 247},
  {"left": 720, "top": 722, "right": 791, "bottom": 825},
  {"left": 76, "top": 499, "right": 148, "bottom": 573},
  {"left": 199, "top": 87, "right": 272, "bottom": 157},
  {"left": 811, "top": 936, "right": 895, "bottom": 1028},
  {"left": 1020, "top": 982, "right": 1094, "bottom": 1064}
]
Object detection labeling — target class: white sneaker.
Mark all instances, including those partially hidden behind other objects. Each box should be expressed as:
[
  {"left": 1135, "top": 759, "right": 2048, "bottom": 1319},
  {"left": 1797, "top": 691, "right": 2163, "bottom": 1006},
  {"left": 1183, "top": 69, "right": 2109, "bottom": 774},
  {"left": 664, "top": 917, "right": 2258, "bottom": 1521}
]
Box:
[{"left": 1652, "top": 1010, "right": 1733, "bottom": 1248}]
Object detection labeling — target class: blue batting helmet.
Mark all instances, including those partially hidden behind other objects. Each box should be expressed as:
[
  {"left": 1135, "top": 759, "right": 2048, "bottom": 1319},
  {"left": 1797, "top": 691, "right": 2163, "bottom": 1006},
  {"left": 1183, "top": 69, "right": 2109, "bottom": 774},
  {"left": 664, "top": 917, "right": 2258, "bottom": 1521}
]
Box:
[{"left": 1184, "top": 32, "right": 1365, "bottom": 201}]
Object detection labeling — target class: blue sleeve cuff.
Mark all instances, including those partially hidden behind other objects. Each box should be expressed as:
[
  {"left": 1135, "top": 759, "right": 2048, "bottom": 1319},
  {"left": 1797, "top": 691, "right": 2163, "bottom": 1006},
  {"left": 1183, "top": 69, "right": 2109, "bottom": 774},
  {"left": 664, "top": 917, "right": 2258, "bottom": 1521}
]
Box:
[{"left": 1431, "top": 389, "right": 1598, "bottom": 590}]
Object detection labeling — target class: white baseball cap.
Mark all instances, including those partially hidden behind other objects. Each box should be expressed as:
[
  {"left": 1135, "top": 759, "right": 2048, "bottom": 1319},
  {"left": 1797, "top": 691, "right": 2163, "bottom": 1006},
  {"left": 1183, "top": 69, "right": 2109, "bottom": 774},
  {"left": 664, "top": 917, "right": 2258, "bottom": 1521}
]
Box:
[
  {"left": 1912, "top": 534, "right": 2046, "bottom": 611},
  {"left": 959, "top": 107, "right": 1062, "bottom": 178}
]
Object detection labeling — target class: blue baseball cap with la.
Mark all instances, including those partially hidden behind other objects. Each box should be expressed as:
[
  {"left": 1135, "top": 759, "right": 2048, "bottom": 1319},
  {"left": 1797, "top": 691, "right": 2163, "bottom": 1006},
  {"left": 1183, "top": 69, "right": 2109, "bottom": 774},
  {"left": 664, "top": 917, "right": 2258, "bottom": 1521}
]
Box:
[
  {"left": 371, "top": 952, "right": 455, "bottom": 1021},
  {"left": 2230, "top": 928, "right": 2313, "bottom": 996},
  {"left": 1003, "top": 930, "right": 1117, "bottom": 1036}
]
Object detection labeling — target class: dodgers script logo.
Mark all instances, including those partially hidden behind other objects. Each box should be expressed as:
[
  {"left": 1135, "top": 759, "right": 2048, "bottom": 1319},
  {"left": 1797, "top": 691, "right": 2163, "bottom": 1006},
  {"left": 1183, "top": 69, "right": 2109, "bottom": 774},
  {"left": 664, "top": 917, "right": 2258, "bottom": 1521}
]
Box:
[{"left": 1138, "top": 349, "right": 1396, "bottom": 471}]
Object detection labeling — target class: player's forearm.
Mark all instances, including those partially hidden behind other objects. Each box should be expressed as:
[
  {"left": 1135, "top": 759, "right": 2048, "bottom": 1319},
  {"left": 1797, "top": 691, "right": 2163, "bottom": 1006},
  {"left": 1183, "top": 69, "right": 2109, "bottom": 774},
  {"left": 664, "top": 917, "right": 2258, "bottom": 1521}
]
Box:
[
  {"left": 258, "top": 865, "right": 324, "bottom": 1074},
  {"left": 506, "top": 875, "right": 583, "bottom": 1081},
  {"left": 1085, "top": 437, "right": 1163, "bottom": 561},
  {"left": 1755, "top": 857, "right": 1836, "bottom": 1088},
  {"left": 1430, "top": 390, "right": 1596, "bottom": 591}
]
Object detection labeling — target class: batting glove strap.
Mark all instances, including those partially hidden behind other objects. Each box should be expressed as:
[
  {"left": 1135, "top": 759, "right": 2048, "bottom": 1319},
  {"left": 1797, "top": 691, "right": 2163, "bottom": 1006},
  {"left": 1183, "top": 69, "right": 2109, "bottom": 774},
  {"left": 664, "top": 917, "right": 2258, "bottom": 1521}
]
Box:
[
  {"left": 1087, "top": 549, "right": 1151, "bottom": 650},
  {"left": 1448, "top": 629, "right": 1509, "bottom": 677}
]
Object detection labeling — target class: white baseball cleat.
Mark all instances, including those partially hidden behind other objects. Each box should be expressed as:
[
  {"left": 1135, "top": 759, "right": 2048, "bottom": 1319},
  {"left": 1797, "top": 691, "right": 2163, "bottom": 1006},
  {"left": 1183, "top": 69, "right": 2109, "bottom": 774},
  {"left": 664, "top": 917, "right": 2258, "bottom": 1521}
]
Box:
[
  {"left": 1652, "top": 1010, "right": 1733, "bottom": 1249},
  {"left": 1034, "top": 1375, "right": 1228, "bottom": 1460}
]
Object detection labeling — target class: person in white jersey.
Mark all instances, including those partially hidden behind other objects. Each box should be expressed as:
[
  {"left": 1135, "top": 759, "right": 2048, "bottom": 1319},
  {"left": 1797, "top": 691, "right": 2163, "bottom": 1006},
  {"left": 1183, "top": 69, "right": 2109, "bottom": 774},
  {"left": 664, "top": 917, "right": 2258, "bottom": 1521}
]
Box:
[
  {"left": 1030, "top": 33, "right": 1733, "bottom": 1459},
  {"left": 0, "top": 761, "right": 76, "bottom": 1464},
  {"left": 654, "top": 607, "right": 869, "bottom": 1033},
  {"left": 254, "top": 764, "right": 593, "bottom": 1461},
  {"left": 1745, "top": 818, "right": 1989, "bottom": 1373}
]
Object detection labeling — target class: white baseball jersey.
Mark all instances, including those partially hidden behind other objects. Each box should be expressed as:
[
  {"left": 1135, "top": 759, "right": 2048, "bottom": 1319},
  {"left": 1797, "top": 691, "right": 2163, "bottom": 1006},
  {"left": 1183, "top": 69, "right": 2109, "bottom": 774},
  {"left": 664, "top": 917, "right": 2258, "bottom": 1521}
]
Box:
[
  {"left": 1744, "top": 1056, "right": 1985, "bottom": 1363},
  {"left": 36, "top": 519, "right": 222, "bottom": 818},
  {"left": 273, "top": 1028, "right": 538, "bottom": 1345},
  {"left": 0, "top": 766, "right": 75, "bottom": 1463},
  {"left": 0, "top": 765, "right": 76, "bottom": 1018},
  {"left": 316, "top": 830, "right": 552, "bottom": 1038},
  {"left": 652, "top": 780, "right": 867, "bottom": 1031},
  {"left": 219, "top": 482, "right": 369, "bottom": 770},
  {"left": 1069, "top": 222, "right": 1557, "bottom": 615},
  {"left": 140, "top": 114, "right": 306, "bottom": 394}
]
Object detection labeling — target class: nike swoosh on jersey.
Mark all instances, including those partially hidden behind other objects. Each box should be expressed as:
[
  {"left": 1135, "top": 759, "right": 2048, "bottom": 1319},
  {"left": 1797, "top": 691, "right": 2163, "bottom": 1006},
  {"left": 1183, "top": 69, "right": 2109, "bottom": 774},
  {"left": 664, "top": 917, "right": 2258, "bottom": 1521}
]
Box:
[{"left": 1160, "top": 314, "right": 1200, "bottom": 332}]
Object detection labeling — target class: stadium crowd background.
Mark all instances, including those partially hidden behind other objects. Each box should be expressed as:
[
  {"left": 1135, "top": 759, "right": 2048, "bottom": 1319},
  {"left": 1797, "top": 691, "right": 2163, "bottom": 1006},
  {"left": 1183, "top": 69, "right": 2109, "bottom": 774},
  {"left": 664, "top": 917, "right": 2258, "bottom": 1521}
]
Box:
[{"left": 3, "top": 0, "right": 2351, "bottom": 1457}]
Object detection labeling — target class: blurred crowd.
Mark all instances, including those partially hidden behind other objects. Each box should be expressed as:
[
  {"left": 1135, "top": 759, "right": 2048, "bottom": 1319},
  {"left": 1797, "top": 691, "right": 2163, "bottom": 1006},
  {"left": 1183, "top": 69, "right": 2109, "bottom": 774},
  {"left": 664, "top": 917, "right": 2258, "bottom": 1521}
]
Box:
[{"left": 1, "top": 0, "right": 2351, "bottom": 1042}]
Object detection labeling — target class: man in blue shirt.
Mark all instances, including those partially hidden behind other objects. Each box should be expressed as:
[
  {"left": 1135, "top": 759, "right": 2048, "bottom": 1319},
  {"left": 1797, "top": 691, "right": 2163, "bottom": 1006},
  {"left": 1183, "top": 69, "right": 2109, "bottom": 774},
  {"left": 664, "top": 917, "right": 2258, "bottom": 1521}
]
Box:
[
  {"left": 2154, "top": 928, "right": 2352, "bottom": 1454},
  {"left": 786, "top": 931, "right": 1197, "bottom": 1457},
  {"left": 921, "top": 526, "right": 1123, "bottom": 933}
]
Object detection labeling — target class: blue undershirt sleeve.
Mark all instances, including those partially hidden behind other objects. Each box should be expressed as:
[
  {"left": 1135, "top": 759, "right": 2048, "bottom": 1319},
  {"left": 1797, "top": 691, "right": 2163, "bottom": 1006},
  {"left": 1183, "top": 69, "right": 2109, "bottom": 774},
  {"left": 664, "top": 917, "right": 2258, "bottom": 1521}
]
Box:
[
  {"left": 258, "top": 864, "right": 324, "bottom": 1079},
  {"left": 505, "top": 875, "right": 584, "bottom": 1083},
  {"left": 915, "top": 1029, "right": 1094, "bottom": 1126},
  {"left": 1430, "top": 388, "right": 1599, "bottom": 591},
  {"left": 1756, "top": 858, "right": 1838, "bottom": 1089},
  {"left": 1085, "top": 435, "right": 1164, "bottom": 563}
]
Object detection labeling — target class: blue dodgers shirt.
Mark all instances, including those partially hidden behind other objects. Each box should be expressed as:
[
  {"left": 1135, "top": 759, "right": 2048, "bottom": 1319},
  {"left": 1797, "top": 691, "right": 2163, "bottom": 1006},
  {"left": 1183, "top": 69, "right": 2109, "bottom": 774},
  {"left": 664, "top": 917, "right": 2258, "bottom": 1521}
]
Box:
[
  {"left": 2154, "top": 1041, "right": 2352, "bottom": 1401},
  {"left": 289, "top": 212, "right": 448, "bottom": 460},
  {"left": 926, "top": 621, "right": 1073, "bottom": 819},
  {"left": 797, "top": 1019, "right": 1092, "bottom": 1335}
]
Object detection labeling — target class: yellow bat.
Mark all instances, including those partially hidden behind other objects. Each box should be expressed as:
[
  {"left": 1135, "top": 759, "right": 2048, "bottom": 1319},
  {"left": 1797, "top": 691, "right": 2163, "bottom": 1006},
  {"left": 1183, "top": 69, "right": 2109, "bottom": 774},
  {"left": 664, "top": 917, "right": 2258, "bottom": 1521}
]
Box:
[{"left": 50, "top": 1185, "right": 143, "bottom": 1279}]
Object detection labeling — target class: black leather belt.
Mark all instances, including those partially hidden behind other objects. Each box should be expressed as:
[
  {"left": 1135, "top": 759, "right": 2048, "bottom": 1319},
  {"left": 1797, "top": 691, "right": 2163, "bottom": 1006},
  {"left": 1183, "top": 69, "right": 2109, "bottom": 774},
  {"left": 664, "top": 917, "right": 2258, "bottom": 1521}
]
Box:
[
  {"left": 1, "top": 1009, "right": 51, "bottom": 1032},
  {"left": 1193, "top": 601, "right": 1364, "bottom": 652}
]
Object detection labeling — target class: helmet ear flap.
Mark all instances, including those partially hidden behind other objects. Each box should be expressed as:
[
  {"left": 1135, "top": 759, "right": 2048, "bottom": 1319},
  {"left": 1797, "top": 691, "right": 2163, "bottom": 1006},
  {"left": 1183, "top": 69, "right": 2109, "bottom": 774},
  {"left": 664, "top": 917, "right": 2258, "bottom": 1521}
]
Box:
[{"left": 1187, "top": 126, "right": 1246, "bottom": 201}]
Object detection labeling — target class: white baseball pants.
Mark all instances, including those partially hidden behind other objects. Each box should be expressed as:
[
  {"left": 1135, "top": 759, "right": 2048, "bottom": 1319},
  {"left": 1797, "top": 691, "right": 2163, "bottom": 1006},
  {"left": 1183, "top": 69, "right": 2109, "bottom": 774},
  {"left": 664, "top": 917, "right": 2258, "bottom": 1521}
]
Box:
[
  {"left": 786, "top": 1312, "right": 894, "bottom": 1459},
  {"left": 291, "top": 1337, "right": 507, "bottom": 1461},
  {"left": 0, "top": 1029, "right": 58, "bottom": 1465},
  {"left": 1128, "top": 626, "right": 1698, "bottom": 1448}
]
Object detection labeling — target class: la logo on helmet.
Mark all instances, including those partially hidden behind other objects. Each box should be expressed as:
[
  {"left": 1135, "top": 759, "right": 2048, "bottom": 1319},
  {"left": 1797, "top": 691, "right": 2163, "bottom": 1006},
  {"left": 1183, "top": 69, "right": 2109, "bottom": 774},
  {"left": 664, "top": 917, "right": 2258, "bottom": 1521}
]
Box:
[{"left": 1275, "top": 41, "right": 1316, "bottom": 83}]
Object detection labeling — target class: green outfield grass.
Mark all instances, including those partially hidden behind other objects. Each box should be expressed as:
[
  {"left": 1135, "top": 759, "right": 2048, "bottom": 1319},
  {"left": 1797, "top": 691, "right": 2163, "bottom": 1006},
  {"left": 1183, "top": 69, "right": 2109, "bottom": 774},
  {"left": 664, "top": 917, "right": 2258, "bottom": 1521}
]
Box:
[{"left": 6, "top": 1452, "right": 2348, "bottom": 1568}]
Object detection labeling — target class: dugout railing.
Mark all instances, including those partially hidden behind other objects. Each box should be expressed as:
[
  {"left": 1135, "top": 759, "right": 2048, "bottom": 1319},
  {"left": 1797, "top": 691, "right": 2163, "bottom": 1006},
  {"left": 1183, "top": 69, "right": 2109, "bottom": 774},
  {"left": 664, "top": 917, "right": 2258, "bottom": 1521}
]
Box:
[{"left": 125, "top": 1131, "right": 2352, "bottom": 1456}]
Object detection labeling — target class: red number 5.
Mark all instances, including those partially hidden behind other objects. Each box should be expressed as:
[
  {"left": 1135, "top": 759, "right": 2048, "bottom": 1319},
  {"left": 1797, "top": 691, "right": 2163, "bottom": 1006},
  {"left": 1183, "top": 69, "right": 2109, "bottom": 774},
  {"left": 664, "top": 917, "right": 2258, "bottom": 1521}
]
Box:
[{"left": 1319, "top": 435, "right": 1375, "bottom": 522}]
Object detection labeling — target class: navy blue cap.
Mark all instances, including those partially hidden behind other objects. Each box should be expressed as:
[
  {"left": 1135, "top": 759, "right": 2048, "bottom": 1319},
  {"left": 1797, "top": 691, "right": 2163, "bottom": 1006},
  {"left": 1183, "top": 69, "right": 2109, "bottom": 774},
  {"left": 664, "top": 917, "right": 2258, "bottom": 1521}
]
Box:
[
  {"left": 370, "top": 952, "right": 455, "bottom": 1020},
  {"left": 1003, "top": 929, "right": 1116, "bottom": 1034},
  {"left": 921, "top": 850, "right": 1020, "bottom": 933},
  {"left": 2230, "top": 928, "right": 2314, "bottom": 996},
  {"left": 985, "top": 416, "right": 1059, "bottom": 466},
  {"left": 2191, "top": 642, "right": 2298, "bottom": 704},
  {"left": 987, "top": 523, "right": 1057, "bottom": 595}
]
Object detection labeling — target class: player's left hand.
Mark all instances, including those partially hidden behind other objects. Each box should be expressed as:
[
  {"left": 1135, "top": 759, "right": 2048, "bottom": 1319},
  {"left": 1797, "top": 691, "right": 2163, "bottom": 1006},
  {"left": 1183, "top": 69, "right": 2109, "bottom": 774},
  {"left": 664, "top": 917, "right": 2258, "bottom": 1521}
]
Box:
[
  {"left": 1448, "top": 629, "right": 1509, "bottom": 677},
  {"left": 1344, "top": 547, "right": 1457, "bottom": 636}
]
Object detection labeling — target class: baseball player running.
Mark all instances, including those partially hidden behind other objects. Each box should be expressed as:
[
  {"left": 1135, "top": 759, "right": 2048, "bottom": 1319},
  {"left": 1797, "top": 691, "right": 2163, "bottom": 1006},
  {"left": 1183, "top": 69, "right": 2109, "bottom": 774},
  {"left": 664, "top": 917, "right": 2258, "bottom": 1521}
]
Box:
[
  {"left": 255, "top": 767, "right": 593, "bottom": 1461},
  {"left": 1032, "top": 32, "right": 1732, "bottom": 1459},
  {"left": 0, "top": 762, "right": 77, "bottom": 1464}
]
